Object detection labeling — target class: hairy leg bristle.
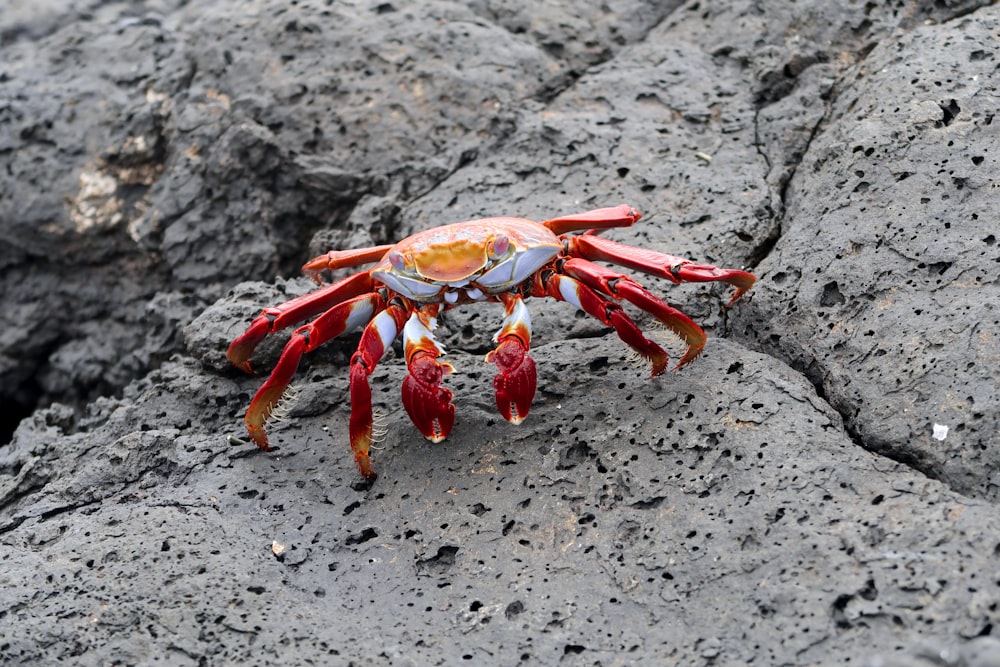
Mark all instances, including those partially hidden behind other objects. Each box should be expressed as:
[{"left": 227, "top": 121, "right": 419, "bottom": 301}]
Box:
[
  {"left": 265, "top": 384, "right": 301, "bottom": 427},
  {"left": 650, "top": 322, "right": 692, "bottom": 360},
  {"left": 369, "top": 407, "right": 389, "bottom": 447}
]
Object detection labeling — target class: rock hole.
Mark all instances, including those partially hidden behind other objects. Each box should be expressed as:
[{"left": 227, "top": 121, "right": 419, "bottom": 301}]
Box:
[
  {"left": 505, "top": 600, "right": 525, "bottom": 618},
  {"left": 415, "top": 545, "right": 459, "bottom": 575},
  {"left": 345, "top": 527, "right": 378, "bottom": 545},
  {"left": 820, "top": 281, "right": 846, "bottom": 307},
  {"left": 938, "top": 99, "right": 960, "bottom": 127}
]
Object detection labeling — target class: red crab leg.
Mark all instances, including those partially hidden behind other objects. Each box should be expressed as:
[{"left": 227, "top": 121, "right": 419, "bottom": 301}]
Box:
[
  {"left": 560, "top": 258, "right": 709, "bottom": 368},
  {"left": 485, "top": 294, "right": 537, "bottom": 424},
  {"left": 302, "top": 245, "right": 395, "bottom": 284},
  {"left": 565, "top": 235, "right": 756, "bottom": 306},
  {"left": 541, "top": 204, "right": 642, "bottom": 236},
  {"left": 537, "top": 272, "right": 673, "bottom": 375},
  {"left": 227, "top": 272, "right": 375, "bottom": 373},
  {"left": 400, "top": 305, "right": 457, "bottom": 443},
  {"left": 349, "top": 302, "right": 410, "bottom": 479},
  {"left": 243, "top": 292, "right": 384, "bottom": 450}
]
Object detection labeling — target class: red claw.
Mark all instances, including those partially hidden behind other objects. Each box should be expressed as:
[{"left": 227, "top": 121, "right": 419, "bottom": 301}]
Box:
[
  {"left": 487, "top": 337, "right": 537, "bottom": 424},
  {"left": 401, "top": 352, "right": 456, "bottom": 442}
]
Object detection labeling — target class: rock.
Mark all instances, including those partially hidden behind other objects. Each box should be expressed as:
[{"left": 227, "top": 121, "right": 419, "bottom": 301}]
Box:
[
  {"left": 733, "top": 10, "right": 1000, "bottom": 500},
  {"left": 1, "top": 0, "right": 998, "bottom": 664}
]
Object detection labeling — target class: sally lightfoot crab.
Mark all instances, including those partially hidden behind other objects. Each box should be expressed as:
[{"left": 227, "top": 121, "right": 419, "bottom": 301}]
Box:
[{"left": 227, "top": 204, "right": 755, "bottom": 479}]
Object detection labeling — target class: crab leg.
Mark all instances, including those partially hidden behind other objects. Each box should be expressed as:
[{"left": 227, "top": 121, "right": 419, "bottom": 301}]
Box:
[
  {"left": 349, "top": 302, "right": 410, "bottom": 478},
  {"left": 227, "top": 272, "right": 375, "bottom": 373},
  {"left": 565, "top": 235, "right": 756, "bottom": 306},
  {"left": 243, "top": 292, "right": 384, "bottom": 451},
  {"left": 541, "top": 204, "right": 642, "bottom": 236},
  {"left": 400, "top": 305, "right": 457, "bottom": 443},
  {"left": 485, "top": 294, "right": 537, "bottom": 424},
  {"left": 301, "top": 245, "right": 396, "bottom": 283},
  {"left": 561, "top": 258, "right": 712, "bottom": 368},
  {"left": 539, "top": 272, "right": 673, "bottom": 375}
]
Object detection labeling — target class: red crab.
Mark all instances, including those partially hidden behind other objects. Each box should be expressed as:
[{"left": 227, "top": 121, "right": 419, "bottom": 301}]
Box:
[{"left": 227, "top": 204, "right": 755, "bottom": 479}]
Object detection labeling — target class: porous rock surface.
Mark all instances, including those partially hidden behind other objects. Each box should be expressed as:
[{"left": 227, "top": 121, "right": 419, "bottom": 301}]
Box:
[{"left": 2, "top": 1, "right": 999, "bottom": 664}]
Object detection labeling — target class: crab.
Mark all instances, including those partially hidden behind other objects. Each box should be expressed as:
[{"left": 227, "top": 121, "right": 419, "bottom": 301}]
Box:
[{"left": 227, "top": 204, "right": 755, "bottom": 479}]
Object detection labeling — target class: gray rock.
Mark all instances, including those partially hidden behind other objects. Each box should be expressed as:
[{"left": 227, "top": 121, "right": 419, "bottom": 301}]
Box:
[
  {"left": 733, "top": 10, "right": 1000, "bottom": 501},
  {"left": 2, "top": 0, "right": 998, "bottom": 665}
]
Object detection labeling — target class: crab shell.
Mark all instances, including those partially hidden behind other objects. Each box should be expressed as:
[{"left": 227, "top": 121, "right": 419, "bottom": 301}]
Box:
[{"left": 370, "top": 218, "right": 563, "bottom": 303}]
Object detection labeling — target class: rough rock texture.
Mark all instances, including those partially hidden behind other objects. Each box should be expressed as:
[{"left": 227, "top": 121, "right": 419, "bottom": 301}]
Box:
[
  {"left": 734, "top": 15, "right": 1000, "bottom": 501},
  {"left": 2, "top": 1, "right": 999, "bottom": 664}
]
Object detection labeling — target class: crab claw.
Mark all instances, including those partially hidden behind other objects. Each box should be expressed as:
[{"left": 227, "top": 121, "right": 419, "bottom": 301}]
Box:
[
  {"left": 401, "top": 352, "right": 456, "bottom": 442},
  {"left": 487, "top": 296, "right": 537, "bottom": 424},
  {"left": 487, "top": 337, "right": 537, "bottom": 425},
  {"left": 400, "top": 310, "right": 456, "bottom": 443}
]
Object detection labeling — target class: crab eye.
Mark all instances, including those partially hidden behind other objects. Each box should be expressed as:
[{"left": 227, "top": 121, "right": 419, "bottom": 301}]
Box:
[
  {"left": 489, "top": 234, "right": 510, "bottom": 258},
  {"left": 388, "top": 250, "right": 406, "bottom": 271}
]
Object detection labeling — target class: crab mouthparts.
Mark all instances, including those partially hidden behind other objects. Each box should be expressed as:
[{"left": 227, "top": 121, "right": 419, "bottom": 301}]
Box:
[{"left": 444, "top": 287, "right": 487, "bottom": 304}]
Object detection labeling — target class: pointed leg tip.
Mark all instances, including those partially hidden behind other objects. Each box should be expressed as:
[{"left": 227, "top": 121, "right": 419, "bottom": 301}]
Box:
[
  {"left": 247, "top": 425, "right": 271, "bottom": 451},
  {"left": 673, "top": 346, "right": 704, "bottom": 370},
  {"left": 725, "top": 272, "right": 756, "bottom": 305},
  {"left": 353, "top": 450, "right": 377, "bottom": 480},
  {"left": 727, "top": 288, "right": 751, "bottom": 307},
  {"left": 225, "top": 349, "right": 253, "bottom": 374},
  {"left": 351, "top": 470, "right": 378, "bottom": 489},
  {"left": 226, "top": 353, "right": 256, "bottom": 374}
]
